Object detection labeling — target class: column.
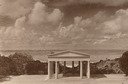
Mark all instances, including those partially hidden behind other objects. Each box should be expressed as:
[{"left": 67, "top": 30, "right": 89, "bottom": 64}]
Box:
[
  {"left": 58, "top": 61, "right": 60, "bottom": 74},
  {"left": 64, "top": 61, "right": 66, "bottom": 74},
  {"left": 48, "top": 61, "right": 51, "bottom": 79},
  {"left": 51, "top": 61, "right": 53, "bottom": 77},
  {"left": 80, "top": 61, "right": 83, "bottom": 79},
  {"left": 87, "top": 61, "right": 90, "bottom": 78},
  {"left": 78, "top": 61, "right": 80, "bottom": 71},
  {"left": 53, "top": 61, "right": 55, "bottom": 73},
  {"left": 55, "top": 61, "right": 58, "bottom": 79}
]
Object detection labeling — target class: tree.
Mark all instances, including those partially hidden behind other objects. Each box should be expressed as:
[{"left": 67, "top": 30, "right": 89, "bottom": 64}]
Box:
[
  {"left": 120, "top": 51, "right": 128, "bottom": 75},
  {"left": 25, "top": 60, "right": 47, "bottom": 74},
  {"left": 9, "top": 53, "right": 34, "bottom": 75},
  {"left": 0, "top": 56, "right": 17, "bottom": 75}
]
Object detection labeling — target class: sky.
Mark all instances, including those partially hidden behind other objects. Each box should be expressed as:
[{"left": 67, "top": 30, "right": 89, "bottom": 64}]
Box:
[{"left": 1, "top": 0, "right": 128, "bottom": 50}]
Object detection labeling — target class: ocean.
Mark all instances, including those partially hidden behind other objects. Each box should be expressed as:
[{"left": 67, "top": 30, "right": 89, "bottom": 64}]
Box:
[{"left": 0, "top": 49, "right": 127, "bottom": 62}]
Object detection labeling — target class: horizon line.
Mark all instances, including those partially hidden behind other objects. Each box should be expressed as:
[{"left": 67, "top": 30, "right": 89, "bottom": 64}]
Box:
[{"left": 0, "top": 48, "right": 127, "bottom": 51}]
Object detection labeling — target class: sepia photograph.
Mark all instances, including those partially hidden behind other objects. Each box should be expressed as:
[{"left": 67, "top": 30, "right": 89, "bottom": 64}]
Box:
[{"left": 0, "top": 0, "right": 128, "bottom": 84}]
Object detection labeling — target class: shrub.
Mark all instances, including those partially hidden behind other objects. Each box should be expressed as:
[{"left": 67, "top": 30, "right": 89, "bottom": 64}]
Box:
[{"left": 120, "top": 51, "right": 128, "bottom": 75}]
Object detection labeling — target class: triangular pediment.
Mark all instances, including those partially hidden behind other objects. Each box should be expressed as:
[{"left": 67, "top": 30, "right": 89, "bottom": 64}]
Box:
[
  {"left": 48, "top": 50, "right": 90, "bottom": 58},
  {"left": 56, "top": 52, "right": 84, "bottom": 57}
]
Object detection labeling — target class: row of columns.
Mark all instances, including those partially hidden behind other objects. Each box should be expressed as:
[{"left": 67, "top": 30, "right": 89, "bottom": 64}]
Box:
[{"left": 48, "top": 61, "right": 90, "bottom": 79}]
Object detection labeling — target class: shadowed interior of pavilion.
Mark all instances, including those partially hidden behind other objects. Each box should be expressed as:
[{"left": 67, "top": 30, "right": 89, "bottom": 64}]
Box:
[{"left": 50, "top": 61, "right": 88, "bottom": 77}]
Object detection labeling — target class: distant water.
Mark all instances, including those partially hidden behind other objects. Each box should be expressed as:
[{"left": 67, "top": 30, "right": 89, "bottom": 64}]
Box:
[{"left": 0, "top": 49, "right": 127, "bottom": 62}]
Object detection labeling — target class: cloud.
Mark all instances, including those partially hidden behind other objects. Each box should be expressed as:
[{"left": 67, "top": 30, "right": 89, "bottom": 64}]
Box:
[
  {"left": 92, "top": 9, "right": 128, "bottom": 45},
  {"left": 50, "top": 0, "right": 128, "bottom": 6},
  {"left": 1, "top": 0, "right": 128, "bottom": 49},
  {"left": 80, "top": 0, "right": 128, "bottom": 6},
  {"left": 0, "top": 16, "right": 51, "bottom": 50},
  {"left": 15, "top": 16, "right": 26, "bottom": 28},
  {"left": 55, "top": 8, "right": 128, "bottom": 46},
  {"left": 93, "top": 39, "right": 107, "bottom": 45},
  {"left": 47, "top": 9, "right": 64, "bottom": 24},
  {"left": 0, "top": 1, "right": 64, "bottom": 49},
  {"left": 28, "top": 2, "right": 63, "bottom": 25},
  {"left": 0, "top": 0, "right": 38, "bottom": 18},
  {"left": 56, "top": 16, "right": 85, "bottom": 39},
  {"left": 101, "top": 9, "right": 128, "bottom": 34},
  {"left": 53, "top": 11, "right": 108, "bottom": 46},
  {"left": 28, "top": 2, "right": 47, "bottom": 25},
  {"left": 58, "top": 24, "right": 73, "bottom": 38},
  {"left": 0, "top": 16, "right": 26, "bottom": 40},
  {"left": 39, "top": 35, "right": 53, "bottom": 45}
]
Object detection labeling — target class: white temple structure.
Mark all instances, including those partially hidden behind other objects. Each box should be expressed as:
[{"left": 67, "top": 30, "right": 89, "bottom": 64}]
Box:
[{"left": 48, "top": 50, "right": 90, "bottom": 79}]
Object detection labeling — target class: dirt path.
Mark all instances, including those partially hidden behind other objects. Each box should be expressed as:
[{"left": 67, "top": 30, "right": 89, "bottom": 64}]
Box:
[{"left": 1, "top": 74, "right": 128, "bottom": 84}]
